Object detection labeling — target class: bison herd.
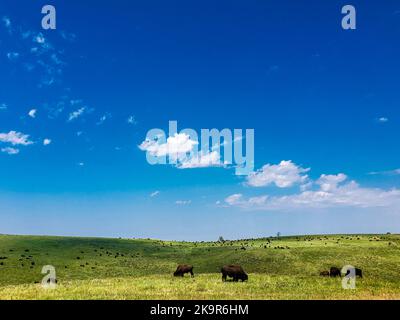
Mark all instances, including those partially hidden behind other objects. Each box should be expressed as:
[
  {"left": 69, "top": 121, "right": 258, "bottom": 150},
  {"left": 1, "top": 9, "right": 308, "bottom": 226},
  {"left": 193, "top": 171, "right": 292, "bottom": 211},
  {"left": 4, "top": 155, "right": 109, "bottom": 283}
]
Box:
[
  {"left": 320, "top": 266, "right": 363, "bottom": 278},
  {"left": 174, "top": 264, "right": 249, "bottom": 282},
  {"left": 174, "top": 264, "right": 363, "bottom": 282}
]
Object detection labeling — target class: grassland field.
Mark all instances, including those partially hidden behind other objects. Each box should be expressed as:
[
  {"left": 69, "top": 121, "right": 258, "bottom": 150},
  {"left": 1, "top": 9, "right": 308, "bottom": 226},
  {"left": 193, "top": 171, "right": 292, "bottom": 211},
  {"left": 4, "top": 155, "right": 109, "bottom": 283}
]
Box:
[{"left": 0, "top": 234, "right": 399, "bottom": 300}]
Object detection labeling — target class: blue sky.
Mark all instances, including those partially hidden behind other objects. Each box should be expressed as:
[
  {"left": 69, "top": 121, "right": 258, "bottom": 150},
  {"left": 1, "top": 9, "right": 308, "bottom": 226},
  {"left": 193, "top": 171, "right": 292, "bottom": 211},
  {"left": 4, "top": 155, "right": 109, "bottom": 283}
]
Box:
[{"left": 0, "top": 1, "right": 400, "bottom": 240}]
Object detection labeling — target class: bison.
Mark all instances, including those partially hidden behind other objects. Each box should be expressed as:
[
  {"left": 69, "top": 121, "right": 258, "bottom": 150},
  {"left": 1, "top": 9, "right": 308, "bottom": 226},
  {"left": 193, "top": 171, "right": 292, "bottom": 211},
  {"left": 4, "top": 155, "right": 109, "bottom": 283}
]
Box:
[
  {"left": 221, "top": 265, "right": 248, "bottom": 282},
  {"left": 173, "top": 264, "right": 194, "bottom": 277},
  {"left": 329, "top": 267, "right": 341, "bottom": 278},
  {"left": 345, "top": 268, "right": 363, "bottom": 278}
]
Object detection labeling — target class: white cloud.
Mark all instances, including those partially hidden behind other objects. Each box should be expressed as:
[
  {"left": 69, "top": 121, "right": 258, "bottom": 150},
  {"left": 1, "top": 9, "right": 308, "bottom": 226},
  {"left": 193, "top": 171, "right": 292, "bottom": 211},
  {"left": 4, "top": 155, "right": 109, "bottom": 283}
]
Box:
[
  {"left": 28, "top": 109, "right": 37, "bottom": 118},
  {"left": 225, "top": 194, "right": 244, "bottom": 206},
  {"left": 368, "top": 169, "right": 400, "bottom": 176},
  {"left": 70, "top": 99, "right": 83, "bottom": 106},
  {"left": 6, "top": 52, "right": 19, "bottom": 61},
  {"left": 0, "top": 131, "right": 33, "bottom": 146},
  {"left": 0, "top": 103, "right": 7, "bottom": 110},
  {"left": 225, "top": 174, "right": 400, "bottom": 211},
  {"left": 60, "top": 31, "right": 77, "bottom": 42},
  {"left": 96, "top": 114, "right": 109, "bottom": 125},
  {"left": 378, "top": 117, "right": 388, "bottom": 123},
  {"left": 150, "top": 191, "right": 160, "bottom": 197},
  {"left": 33, "top": 33, "right": 46, "bottom": 44},
  {"left": 1, "top": 147, "right": 19, "bottom": 155},
  {"left": 246, "top": 160, "right": 310, "bottom": 188},
  {"left": 127, "top": 115, "right": 137, "bottom": 125},
  {"left": 139, "top": 133, "right": 198, "bottom": 160},
  {"left": 2, "top": 16, "right": 11, "bottom": 33},
  {"left": 175, "top": 200, "right": 192, "bottom": 205},
  {"left": 316, "top": 173, "right": 347, "bottom": 192},
  {"left": 139, "top": 133, "right": 226, "bottom": 169},
  {"left": 178, "top": 151, "right": 222, "bottom": 169},
  {"left": 68, "top": 107, "right": 85, "bottom": 121},
  {"left": 2, "top": 16, "right": 11, "bottom": 28},
  {"left": 43, "top": 138, "right": 52, "bottom": 146}
]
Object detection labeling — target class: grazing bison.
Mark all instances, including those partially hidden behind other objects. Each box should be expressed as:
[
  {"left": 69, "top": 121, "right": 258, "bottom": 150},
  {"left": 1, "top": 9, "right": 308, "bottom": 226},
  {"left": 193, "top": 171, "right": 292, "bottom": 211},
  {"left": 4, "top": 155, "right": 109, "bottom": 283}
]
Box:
[
  {"left": 173, "top": 264, "right": 194, "bottom": 277},
  {"left": 346, "top": 268, "right": 363, "bottom": 278},
  {"left": 330, "top": 267, "right": 341, "bottom": 278},
  {"left": 320, "top": 271, "right": 330, "bottom": 277},
  {"left": 221, "top": 265, "right": 248, "bottom": 282}
]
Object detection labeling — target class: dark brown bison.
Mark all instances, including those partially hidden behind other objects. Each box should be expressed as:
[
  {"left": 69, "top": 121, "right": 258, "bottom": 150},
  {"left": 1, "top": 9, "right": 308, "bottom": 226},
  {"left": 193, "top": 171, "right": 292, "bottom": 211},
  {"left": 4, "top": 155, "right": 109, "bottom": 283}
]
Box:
[
  {"left": 320, "top": 270, "right": 330, "bottom": 277},
  {"left": 329, "top": 267, "right": 341, "bottom": 278},
  {"left": 345, "top": 268, "right": 363, "bottom": 278},
  {"left": 173, "top": 264, "right": 194, "bottom": 277},
  {"left": 221, "top": 265, "right": 248, "bottom": 282}
]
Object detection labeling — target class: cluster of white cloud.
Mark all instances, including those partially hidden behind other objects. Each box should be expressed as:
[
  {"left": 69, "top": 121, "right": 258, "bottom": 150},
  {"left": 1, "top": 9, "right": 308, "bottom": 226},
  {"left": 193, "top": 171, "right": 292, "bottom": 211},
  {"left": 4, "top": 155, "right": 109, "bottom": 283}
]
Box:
[
  {"left": 0, "top": 131, "right": 33, "bottom": 146},
  {"left": 246, "top": 160, "right": 309, "bottom": 188},
  {"left": 224, "top": 161, "right": 400, "bottom": 211},
  {"left": 140, "top": 133, "right": 198, "bottom": 159},
  {"left": 139, "top": 133, "right": 223, "bottom": 169},
  {"left": 0, "top": 131, "right": 34, "bottom": 155},
  {"left": 175, "top": 200, "right": 192, "bottom": 205}
]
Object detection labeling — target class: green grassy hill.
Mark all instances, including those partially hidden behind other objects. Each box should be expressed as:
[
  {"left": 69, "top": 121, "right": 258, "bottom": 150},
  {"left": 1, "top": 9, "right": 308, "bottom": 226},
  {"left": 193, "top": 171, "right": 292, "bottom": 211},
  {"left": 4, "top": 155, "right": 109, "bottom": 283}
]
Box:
[{"left": 0, "top": 234, "right": 399, "bottom": 299}]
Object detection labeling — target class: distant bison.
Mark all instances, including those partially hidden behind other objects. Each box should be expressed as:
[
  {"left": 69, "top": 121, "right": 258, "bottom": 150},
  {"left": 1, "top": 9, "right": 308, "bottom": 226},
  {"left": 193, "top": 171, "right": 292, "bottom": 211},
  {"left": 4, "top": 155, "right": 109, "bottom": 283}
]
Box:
[
  {"left": 320, "top": 271, "right": 330, "bottom": 277},
  {"left": 173, "top": 264, "right": 194, "bottom": 277},
  {"left": 346, "top": 268, "right": 363, "bottom": 278},
  {"left": 330, "top": 267, "right": 341, "bottom": 278},
  {"left": 221, "top": 265, "right": 248, "bottom": 282}
]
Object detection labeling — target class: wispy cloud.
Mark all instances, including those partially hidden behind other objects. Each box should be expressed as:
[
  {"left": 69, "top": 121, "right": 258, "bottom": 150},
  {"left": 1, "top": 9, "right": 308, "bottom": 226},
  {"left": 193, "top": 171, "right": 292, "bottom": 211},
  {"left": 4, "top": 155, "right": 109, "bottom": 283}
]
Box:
[
  {"left": 127, "top": 115, "right": 137, "bottom": 125},
  {"left": 368, "top": 169, "right": 400, "bottom": 176},
  {"left": 0, "top": 131, "right": 33, "bottom": 146},
  {"left": 2, "top": 16, "right": 12, "bottom": 33},
  {"left": 1, "top": 147, "right": 19, "bottom": 155},
  {"left": 175, "top": 200, "right": 192, "bottom": 205},
  {"left": 68, "top": 107, "right": 86, "bottom": 121},
  {"left": 43, "top": 138, "right": 52, "bottom": 146},
  {"left": 178, "top": 151, "right": 223, "bottom": 169},
  {"left": 6, "top": 52, "right": 20, "bottom": 61},
  {"left": 377, "top": 117, "right": 389, "bottom": 123},
  {"left": 150, "top": 191, "right": 160, "bottom": 197},
  {"left": 96, "top": 113, "right": 110, "bottom": 125}
]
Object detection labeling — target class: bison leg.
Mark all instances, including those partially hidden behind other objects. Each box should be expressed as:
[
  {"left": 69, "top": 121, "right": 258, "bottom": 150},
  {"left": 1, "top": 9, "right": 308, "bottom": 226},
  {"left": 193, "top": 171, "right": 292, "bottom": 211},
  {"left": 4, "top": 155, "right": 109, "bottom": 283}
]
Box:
[
  {"left": 190, "top": 270, "right": 194, "bottom": 278},
  {"left": 222, "top": 273, "right": 227, "bottom": 282}
]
